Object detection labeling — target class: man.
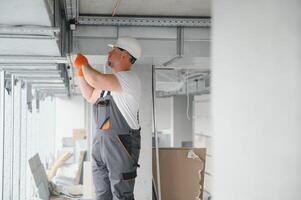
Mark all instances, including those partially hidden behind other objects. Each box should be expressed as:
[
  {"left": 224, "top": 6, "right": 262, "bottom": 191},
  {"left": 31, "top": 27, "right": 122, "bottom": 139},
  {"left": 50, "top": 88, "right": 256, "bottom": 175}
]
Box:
[{"left": 73, "top": 37, "right": 142, "bottom": 200}]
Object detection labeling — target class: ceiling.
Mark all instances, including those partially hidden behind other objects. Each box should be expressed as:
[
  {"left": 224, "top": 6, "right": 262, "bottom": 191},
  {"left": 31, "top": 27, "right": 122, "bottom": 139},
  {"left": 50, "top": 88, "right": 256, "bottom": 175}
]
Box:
[
  {"left": 79, "top": 0, "right": 211, "bottom": 17},
  {"left": 0, "top": 0, "right": 53, "bottom": 26}
]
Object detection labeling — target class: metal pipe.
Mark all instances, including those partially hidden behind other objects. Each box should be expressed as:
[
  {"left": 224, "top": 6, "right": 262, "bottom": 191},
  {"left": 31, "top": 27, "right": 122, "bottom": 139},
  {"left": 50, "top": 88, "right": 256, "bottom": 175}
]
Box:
[
  {"left": 152, "top": 65, "right": 162, "bottom": 200},
  {"left": 0, "top": 70, "right": 5, "bottom": 200}
]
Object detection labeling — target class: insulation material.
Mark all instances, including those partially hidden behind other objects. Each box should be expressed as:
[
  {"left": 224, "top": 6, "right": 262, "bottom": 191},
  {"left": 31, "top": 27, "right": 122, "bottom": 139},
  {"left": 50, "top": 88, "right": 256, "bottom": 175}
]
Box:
[
  {"left": 57, "top": 148, "right": 75, "bottom": 164},
  {"left": 53, "top": 151, "right": 86, "bottom": 186},
  {"left": 152, "top": 148, "right": 206, "bottom": 200},
  {"left": 47, "top": 152, "right": 72, "bottom": 181}
]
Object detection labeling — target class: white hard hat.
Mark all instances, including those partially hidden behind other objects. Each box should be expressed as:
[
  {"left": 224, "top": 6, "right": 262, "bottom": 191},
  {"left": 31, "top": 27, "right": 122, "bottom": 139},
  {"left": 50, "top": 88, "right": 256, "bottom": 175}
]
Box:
[{"left": 108, "top": 37, "right": 141, "bottom": 60}]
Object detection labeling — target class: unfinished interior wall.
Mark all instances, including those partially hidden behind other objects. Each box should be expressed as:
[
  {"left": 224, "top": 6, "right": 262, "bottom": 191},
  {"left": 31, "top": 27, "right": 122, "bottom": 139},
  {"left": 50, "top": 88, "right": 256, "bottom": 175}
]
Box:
[
  {"left": 37, "top": 97, "right": 56, "bottom": 161},
  {"left": 156, "top": 97, "right": 173, "bottom": 132},
  {"left": 173, "top": 95, "right": 193, "bottom": 147},
  {"left": 156, "top": 97, "right": 173, "bottom": 147},
  {"left": 212, "top": 0, "right": 301, "bottom": 199},
  {"left": 55, "top": 96, "right": 85, "bottom": 151}
]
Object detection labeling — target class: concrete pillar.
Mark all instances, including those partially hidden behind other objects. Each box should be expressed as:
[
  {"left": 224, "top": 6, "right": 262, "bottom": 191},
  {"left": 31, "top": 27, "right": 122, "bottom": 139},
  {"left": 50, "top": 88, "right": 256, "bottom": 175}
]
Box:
[
  {"left": 212, "top": 1, "right": 301, "bottom": 199},
  {"left": 133, "top": 64, "right": 152, "bottom": 200}
]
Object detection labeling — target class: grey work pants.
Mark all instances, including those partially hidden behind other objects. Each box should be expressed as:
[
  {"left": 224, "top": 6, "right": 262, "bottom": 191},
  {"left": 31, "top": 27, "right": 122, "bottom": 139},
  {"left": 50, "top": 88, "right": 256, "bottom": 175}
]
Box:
[{"left": 92, "top": 130, "right": 140, "bottom": 200}]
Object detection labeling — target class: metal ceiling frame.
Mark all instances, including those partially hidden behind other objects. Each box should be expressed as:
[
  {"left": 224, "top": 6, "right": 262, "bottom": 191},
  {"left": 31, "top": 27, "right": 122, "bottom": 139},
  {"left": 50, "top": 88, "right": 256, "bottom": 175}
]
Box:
[
  {"left": 0, "top": 34, "right": 57, "bottom": 40},
  {"left": 155, "top": 68, "right": 210, "bottom": 97},
  {"left": 0, "top": 26, "right": 60, "bottom": 35},
  {"left": 0, "top": 25, "right": 60, "bottom": 40},
  {"left": 0, "top": 64, "right": 59, "bottom": 69},
  {"left": 77, "top": 15, "right": 211, "bottom": 27},
  {"left": 0, "top": 70, "right": 5, "bottom": 199},
  {"left": 0, "top": 56, "right": 68, "bottom": 64},
  {"left": 64, "top": 0, "right": 79, "bottom": 22}
]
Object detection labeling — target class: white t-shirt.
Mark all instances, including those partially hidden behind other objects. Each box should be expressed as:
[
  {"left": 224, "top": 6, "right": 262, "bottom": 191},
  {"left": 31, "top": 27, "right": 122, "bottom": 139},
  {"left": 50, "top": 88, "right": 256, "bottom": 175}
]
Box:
[{"left": 103, "top": 70, "right": 141, "bottom": 129}]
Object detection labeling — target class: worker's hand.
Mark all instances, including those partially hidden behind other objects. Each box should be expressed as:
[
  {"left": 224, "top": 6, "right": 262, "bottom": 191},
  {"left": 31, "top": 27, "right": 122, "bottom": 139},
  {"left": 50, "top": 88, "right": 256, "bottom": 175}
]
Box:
[
  {"left": 74, "top": 53, "right": 88, "bottom": 69},
  {"left": 74, "top": 53, "right": 88, "bottom": 77},
  {"left": 77, "top": 67, "right": 84, "bottom": 77}
]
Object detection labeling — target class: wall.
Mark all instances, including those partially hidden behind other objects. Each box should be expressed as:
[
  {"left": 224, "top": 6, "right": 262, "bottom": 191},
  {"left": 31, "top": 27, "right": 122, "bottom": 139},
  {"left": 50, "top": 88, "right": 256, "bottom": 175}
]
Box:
[
  {"left": 55, "top": 96, "right": 85, "bottom": 151},
  {"left": 36, "top": 97, "right": 56, "bottom": 165},
  {"left": 173, "top": 95, "right": 193, "bottom": 147},
  {"left": 212, "top": 0, "right": 301, "bottom": 199},
  {"left": 156, "top": 97, "right": 173, "bottom": 132}
]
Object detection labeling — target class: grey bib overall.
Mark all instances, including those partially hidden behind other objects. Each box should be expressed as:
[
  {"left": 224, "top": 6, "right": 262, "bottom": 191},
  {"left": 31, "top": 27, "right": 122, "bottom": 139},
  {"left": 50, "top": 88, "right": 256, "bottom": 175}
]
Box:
[{"left": 92, "top": 91, "right": 141, "bottom": 200}]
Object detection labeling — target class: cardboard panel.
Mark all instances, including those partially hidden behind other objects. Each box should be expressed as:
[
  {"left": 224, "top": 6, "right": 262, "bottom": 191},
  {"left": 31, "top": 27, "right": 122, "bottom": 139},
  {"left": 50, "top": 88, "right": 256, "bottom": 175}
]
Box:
[{"left": 152, "top": 148, "right": 206, "bottom": 200}]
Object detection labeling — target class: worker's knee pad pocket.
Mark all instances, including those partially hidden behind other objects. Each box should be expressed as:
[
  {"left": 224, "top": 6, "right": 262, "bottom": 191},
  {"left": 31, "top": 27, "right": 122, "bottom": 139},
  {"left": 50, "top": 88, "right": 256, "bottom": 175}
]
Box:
[
  {"left": 118, "top": 135, "right": 132, "bottom": 155},
  {"left": 122, "top": 170, "right": 137, "bottom": 180},
  {"left": 117, "top": 133, "right": 141, "bottom": 167},
  {"left": 130, "top": 133, "right": 141, "bottom": 164}
]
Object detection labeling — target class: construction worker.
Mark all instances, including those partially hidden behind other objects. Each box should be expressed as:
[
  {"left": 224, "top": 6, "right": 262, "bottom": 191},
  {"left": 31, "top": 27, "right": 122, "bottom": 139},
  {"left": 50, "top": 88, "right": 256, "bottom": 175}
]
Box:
[{"left": 74, "top": 37, "right": 142, "bottom": 200}]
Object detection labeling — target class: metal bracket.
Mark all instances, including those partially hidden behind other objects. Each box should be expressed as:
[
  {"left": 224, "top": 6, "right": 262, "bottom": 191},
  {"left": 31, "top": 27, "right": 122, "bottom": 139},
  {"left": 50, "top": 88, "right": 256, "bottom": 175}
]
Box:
[{"left": 27, "top": 84, "right": 33, "bottom": 112}]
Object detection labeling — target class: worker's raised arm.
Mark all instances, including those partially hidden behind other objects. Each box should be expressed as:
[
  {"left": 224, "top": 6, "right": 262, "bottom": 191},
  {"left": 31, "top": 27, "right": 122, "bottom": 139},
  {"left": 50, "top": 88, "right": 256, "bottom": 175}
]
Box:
[
  {"left": 74, "top": 53, "right": 121, "bottom": 92},
  {"left": 82, "top": 64, "right": 121, "bottom": 92},
  {"left": 74, "top": 53, "right": 102, "bottom": 104},
  {"left": 78, "top": 78, "right": 100, "bottom": 104}
]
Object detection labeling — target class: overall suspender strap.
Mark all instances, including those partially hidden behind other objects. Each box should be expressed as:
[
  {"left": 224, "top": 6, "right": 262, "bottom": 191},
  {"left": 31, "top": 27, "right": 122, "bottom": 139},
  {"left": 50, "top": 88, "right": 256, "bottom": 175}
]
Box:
[
  {"left": 100, "top": 90, "right": 105, "bottom": 98},
  {"left": 105, "top": 91, "right": 111, "bottom": 115}
]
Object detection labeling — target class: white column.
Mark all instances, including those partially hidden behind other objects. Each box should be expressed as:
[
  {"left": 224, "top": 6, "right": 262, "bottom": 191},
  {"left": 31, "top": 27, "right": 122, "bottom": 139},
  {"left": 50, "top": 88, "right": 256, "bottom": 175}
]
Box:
[
  {"left": 134, "top": 64, "right": 152, "bottom": 200},
  {"left": 212, "top": 0, "right": 301, "bottom": 200}
]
